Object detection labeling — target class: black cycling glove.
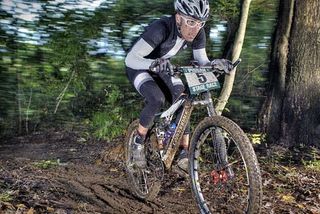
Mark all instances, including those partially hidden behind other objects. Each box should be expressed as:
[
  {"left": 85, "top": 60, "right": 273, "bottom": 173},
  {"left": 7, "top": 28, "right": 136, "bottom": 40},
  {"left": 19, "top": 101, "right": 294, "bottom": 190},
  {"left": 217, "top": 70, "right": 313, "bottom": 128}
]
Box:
[
  {"left": 150, "top": 58, "right": 173, "bottom": 74},
  {"left": 211, "top": 59, "right": 234, "bottom": 74}
]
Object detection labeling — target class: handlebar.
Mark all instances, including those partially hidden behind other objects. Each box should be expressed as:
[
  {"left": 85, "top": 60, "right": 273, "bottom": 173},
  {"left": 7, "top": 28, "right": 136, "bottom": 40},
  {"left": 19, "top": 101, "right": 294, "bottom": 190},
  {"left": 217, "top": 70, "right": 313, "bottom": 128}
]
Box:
[{"left": 150, "top": 58, "right": 242, "bottom": 76}]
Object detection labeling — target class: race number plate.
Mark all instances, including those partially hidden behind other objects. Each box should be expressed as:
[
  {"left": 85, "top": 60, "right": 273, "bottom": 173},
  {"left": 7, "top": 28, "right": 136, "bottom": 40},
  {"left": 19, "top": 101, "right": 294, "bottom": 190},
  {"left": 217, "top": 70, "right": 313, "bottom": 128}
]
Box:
[{"left": 184, "top": 69, "right": 220, "bottom": 95}]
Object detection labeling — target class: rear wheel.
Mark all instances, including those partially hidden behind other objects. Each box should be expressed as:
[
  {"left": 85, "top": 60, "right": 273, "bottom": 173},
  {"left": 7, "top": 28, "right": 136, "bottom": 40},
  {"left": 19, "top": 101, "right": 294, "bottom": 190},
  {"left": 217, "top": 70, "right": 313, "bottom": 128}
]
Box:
[
  {"left": 189, "top": 116, "right": 262, "bottom": 213},
  {"left": 124, "top": 119, "right": 164, "bottom": 200}
]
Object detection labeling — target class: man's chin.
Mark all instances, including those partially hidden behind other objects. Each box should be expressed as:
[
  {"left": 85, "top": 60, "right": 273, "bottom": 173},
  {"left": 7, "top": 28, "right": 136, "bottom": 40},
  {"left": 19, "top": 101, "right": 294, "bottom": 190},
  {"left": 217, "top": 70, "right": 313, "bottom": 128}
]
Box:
[{"left": 185, "top": 37, "right": 195, "bottom": 42}]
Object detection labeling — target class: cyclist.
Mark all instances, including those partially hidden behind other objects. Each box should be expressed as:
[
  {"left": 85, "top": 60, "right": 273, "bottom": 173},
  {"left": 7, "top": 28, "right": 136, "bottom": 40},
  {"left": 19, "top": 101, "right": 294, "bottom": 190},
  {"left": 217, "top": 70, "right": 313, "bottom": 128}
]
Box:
[{"left": 125, "top": 0, "right": 233, "bottom": 171}]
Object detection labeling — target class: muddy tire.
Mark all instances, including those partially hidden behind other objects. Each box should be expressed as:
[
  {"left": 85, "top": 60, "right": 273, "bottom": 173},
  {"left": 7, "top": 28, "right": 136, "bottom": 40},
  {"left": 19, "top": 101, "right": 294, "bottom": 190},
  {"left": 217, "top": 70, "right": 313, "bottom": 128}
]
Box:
[
  {"left": 189, "top": 116, "right": 262, "bottom": 213},
  {"left": 124, "top": 119, "right": 163, "bottom": 201}
]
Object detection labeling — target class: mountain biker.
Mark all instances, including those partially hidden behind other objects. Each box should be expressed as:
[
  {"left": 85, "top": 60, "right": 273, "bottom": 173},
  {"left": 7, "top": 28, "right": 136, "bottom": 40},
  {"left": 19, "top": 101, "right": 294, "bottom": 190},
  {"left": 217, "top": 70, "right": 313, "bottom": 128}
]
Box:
[{"left": 125, "top": 0, "right": 233, "bottom": 171}]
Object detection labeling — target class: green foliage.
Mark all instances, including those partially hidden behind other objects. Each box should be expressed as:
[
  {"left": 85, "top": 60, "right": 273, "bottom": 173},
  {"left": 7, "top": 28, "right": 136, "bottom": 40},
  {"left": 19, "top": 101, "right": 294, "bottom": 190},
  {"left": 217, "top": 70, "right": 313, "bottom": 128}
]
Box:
[
  {"left": 225, "top": 96, "right": 265, "bottom": 131},
  {"left": 210, "top": 0, "right": 240, "bottom": 20},
  {"left": 0, "top": 0, "right": 279, "bottom": 140},
  {"left": 33, "top": 159, "right": 60, "bottom": 169},
  {"left": 247, "top": 133, "right": 266, "bottom": 144},
  {"left": 302, "top": 159, "right": 320, "bottom": 172},
  {"left": 92, "top": 110, "right": 124, "bottom": 140},
  {"left": 0, "top": 192, "right": 13, "bottom": 202},
  {"left": 91, "top": 85, "right": 141, "bottom": 140},
  {"left": 301, "top": 147, "right": 320, "bottom": 172}
]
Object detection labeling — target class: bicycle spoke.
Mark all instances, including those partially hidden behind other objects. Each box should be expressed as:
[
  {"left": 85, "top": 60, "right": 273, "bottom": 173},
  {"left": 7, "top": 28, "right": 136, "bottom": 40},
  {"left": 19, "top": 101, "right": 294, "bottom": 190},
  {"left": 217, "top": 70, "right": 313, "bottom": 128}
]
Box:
[
  {"left": 190, "top": 117, "right": 261, "bottom": 214},
  {"left": 125, "top": 120, "right": 164, "bottom": 200}
]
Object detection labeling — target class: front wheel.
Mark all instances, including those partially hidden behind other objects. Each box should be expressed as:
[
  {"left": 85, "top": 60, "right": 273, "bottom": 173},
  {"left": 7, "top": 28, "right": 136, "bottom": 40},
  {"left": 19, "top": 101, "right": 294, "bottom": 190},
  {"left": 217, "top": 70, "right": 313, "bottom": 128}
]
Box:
[
  {"left": 124, "top": 119, "right": 164, "bottom": 201},
  {"left": 189, "top": 116, "right": 262, "bottom": 213}
]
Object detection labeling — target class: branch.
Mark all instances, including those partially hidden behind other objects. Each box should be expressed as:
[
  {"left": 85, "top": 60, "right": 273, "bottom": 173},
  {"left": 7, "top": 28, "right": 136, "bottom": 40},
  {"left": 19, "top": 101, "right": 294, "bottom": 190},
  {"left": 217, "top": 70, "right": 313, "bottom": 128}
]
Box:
[
  {"left": 26, "top": 88, "right": 33, "bottom": 134},
  {"left": 215, "top": 0, "right": 252, "bottom": 115},
  {"left": 54, "top": 67, "right": 76, "bottom": 114}
]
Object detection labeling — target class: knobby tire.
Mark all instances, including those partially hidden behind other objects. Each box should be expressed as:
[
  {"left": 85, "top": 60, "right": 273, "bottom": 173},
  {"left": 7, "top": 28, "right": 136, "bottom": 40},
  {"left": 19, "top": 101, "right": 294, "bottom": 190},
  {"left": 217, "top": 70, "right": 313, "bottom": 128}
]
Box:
[{"left": 189, "top": 116, "right": 262, "bottom": 214}]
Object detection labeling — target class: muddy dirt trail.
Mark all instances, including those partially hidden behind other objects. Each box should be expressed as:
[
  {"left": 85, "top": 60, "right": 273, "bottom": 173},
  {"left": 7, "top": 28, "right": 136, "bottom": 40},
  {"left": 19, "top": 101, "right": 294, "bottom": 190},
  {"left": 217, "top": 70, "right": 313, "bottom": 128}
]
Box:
[
  {"left": 1, "top": 131, "right": 320, "bottom": 214},
  {"left": 0, "top": 131, "right": 198, "bottom": 214}
]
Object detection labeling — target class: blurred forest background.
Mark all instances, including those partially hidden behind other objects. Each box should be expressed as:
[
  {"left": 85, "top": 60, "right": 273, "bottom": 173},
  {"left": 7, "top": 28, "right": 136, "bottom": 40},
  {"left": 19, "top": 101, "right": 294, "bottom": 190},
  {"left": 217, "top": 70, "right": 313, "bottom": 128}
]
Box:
[
  {"left": 1, "top": 1, "right": 320, "bottom": 213},
  {"left": 0, "top": 0, "right": 277, "bottom": 140}
]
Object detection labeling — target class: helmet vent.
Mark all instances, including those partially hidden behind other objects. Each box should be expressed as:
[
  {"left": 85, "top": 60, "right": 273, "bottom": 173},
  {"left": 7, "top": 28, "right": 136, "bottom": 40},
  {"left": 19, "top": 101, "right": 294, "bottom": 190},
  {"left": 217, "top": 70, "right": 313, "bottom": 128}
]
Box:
[
  {"left": 182, "top": 2, "right": 193, "bottom": 15},
  {"left": 199, "top": 0, "right": 203, "bottom": 12},
  {"left": 193, "top": 6, "right": 200, "bottom": 16}
]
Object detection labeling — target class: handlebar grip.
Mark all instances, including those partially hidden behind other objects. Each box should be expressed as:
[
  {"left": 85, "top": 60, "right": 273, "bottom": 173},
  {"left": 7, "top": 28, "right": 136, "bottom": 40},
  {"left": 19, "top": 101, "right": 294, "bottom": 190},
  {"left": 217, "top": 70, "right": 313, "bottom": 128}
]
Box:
[
  {"left": 233, "top": 58, "right": 242, "bottom": 68},
  {"left": 149, "top": 65, "right": 176, "bottom": 75}
]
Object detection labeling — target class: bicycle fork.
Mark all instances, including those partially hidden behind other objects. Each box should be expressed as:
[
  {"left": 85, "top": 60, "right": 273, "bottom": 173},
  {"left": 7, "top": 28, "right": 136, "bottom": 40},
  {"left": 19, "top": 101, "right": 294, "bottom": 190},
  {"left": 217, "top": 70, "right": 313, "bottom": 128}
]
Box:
[{"left": 193, "top": 91, "right": 234, "bottom": 184}]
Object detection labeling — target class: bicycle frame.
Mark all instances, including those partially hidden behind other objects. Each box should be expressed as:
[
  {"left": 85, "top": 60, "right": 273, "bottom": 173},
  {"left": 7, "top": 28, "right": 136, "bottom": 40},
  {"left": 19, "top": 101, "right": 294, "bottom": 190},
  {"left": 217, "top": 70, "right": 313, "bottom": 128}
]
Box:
[
  {"left": 151, "top": 59, "right": 241, "bottom": 170},
  {"left": 124, "top": 59, "right": 262, "bottom": 212},
  {"left": 156, "top": 90, "right": 217, "bottom": 170}
]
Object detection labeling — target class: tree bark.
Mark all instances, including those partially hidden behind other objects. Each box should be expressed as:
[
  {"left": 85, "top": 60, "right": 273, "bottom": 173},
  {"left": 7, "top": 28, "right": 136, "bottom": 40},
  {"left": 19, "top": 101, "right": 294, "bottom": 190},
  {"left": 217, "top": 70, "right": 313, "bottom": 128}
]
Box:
[
  {"left": 215, "top": 0, "right": 252, "bottom": 115},
  {"left": 259, "top": 0, "right": 294, "bottom": 141},
  {"left": 260, "top": 0, "right": 320, "bottom": 147},
  {"left": 282, "top": 0, "right": 320, "bottom": 146}
]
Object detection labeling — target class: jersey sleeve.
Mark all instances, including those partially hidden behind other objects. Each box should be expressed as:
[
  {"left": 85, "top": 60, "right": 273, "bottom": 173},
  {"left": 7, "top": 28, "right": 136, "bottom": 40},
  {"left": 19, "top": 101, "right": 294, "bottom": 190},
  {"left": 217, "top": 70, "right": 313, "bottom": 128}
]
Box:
[
  {"left": 125, "top": 38, "right": 155, "bottom": 70},
  {"left": 141, "top": 19, "right": 168, "bottom": 49},
  {"left": 192, "top": 28, "right": 206, "bottom": 50}
]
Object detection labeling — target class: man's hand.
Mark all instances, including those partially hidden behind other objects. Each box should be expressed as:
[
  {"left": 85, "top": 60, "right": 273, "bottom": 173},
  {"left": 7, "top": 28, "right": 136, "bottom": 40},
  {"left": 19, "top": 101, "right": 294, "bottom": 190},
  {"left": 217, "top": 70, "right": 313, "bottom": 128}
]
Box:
[
  {"left": 150, "top": 58, "right": 173, "bottom": 73},
  {"left": 211, "top": 59, "right": 234, "bottom": 74}
]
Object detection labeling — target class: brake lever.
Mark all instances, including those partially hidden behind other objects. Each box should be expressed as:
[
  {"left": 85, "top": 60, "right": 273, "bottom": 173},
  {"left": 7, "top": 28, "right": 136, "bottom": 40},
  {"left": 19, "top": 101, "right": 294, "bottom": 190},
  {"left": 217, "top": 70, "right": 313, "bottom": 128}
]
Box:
[
  {"left": 224, "top": 58, "right": 242, "bottom": 74},
  {"left": 232, "top": 58, "right": 242, "bottom": 68}
]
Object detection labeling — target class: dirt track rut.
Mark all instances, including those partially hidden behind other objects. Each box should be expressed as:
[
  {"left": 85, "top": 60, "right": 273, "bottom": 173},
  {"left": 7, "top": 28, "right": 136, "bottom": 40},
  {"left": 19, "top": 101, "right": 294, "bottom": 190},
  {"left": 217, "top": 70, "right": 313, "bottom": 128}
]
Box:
[{"left": 0, "top": 132, "right": 198, "bottom": 213}]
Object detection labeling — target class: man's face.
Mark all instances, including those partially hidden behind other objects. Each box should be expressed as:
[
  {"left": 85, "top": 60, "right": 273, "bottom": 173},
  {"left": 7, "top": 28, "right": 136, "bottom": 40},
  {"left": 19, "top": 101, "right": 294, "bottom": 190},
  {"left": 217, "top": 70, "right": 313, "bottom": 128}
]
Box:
[{"left": 176, "top": 13, "right": 206, "bottom": 42}]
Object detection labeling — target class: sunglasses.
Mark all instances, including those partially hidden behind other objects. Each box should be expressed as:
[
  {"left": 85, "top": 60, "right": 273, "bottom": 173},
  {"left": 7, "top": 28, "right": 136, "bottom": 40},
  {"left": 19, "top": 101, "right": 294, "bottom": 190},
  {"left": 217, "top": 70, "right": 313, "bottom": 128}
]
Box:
[{"left": 180, "top": 15, "right": 206, "bottom": 28}]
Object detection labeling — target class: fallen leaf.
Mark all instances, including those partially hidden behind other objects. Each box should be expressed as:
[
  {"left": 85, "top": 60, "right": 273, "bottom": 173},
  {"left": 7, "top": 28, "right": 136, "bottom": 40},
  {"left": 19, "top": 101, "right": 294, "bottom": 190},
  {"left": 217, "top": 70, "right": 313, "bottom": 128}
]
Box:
[
  {"left": 95, "top": 159, "right": 102, "bottom": 165},
  {"left": 47, "top": 206, "right": 54, "bottom": 212},
  {"left": 281, "top": 194, "right": 296, "bottom": 203},
  {"left": 297, "top": 203, "right": 305, "bottom": 209},
  {"left": 27, "top": 207, "right": 35, "bottom": 214},
  {"left": 172, "top": 187, "right": 186, "bottom": 192},
  {"left": 17, "top": 203, "right": 27, "bottom": 208},
  {"left": 110, "top": 168, "right": 118, "bottom": 172}
]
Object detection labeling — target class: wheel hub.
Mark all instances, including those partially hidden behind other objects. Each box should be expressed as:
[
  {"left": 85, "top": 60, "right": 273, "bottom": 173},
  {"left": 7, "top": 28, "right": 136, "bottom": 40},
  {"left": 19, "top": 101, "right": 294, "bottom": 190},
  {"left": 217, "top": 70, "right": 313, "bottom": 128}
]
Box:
[{"left": 211, "top": 169, "right": 229, "bottom": 184}]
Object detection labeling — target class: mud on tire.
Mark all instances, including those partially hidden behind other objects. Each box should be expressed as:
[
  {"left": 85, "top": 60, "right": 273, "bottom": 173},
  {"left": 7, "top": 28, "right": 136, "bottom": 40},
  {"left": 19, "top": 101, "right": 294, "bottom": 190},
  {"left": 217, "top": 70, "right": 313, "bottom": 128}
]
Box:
[
  {"left": 124, "top": 119, "right": 163, "bottom": 201},
  {"left": 189, "top": 116, "right": 262, "bottom": 213}
]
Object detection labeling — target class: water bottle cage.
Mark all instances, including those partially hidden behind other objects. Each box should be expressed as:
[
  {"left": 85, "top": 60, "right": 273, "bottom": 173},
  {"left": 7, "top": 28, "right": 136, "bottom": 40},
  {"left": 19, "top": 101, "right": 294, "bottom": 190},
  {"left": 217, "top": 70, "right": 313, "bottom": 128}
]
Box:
[{"left": 162, "top": 123, "right": 176, "bottom": 146}]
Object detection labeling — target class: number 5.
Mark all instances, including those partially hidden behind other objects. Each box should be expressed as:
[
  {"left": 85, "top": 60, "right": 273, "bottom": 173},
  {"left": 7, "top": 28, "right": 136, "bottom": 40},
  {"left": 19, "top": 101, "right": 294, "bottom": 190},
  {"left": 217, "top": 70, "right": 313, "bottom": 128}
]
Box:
[{"left": 196, "top": 73, "right": 207, "bottom": 83}]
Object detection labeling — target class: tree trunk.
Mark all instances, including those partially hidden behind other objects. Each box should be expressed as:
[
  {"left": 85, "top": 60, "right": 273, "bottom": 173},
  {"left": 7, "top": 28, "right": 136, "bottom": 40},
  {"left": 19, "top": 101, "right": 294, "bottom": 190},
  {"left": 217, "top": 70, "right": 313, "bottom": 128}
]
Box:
[
  {"left": 259, "top": 0, "right": 294, "bottom": 141},
  {"left": 215, "top": 0, "right": 252, "bottom": 115},
  {"left": 260, "top": 0, "right": 320, "bottom": 147}
]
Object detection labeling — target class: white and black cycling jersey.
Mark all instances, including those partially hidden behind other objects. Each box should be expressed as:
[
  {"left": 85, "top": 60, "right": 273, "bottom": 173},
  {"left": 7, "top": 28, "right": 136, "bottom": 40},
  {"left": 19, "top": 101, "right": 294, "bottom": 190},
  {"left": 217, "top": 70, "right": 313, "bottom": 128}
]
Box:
[
  {"left": 125, "top": 15, "right": 210, "bottom": 70},
  {"left": 125, "top": 15, "right": 210, "bottom": 129}
]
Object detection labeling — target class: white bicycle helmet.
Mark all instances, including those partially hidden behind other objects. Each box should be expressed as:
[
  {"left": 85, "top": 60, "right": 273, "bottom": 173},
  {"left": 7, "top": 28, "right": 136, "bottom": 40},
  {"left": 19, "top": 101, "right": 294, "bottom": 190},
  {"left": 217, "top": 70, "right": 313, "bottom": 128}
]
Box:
[{"left": 174, "top": 0, "right": 210, "bottom": 21}]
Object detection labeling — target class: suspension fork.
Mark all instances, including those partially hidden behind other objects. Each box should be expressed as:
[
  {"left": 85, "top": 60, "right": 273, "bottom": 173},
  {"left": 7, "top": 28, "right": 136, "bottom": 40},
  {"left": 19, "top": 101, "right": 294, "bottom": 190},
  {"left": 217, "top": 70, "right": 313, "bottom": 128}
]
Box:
[
  {"left": 202, "top": 92, "right": 228, "bottom": 165},
  {"left": 204, "top": 91, "right": 217, "bottom": 117},
  {"left": 191, "top": 91, "right": 217, "bottom": 116}
]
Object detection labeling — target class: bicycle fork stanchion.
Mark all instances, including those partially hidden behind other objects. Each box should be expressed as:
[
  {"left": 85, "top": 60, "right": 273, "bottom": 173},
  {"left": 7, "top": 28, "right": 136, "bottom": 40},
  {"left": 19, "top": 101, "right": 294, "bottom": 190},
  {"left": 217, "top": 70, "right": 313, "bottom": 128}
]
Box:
[{"left": 201, "top": 91, "right": 234, "bottom": 184}]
